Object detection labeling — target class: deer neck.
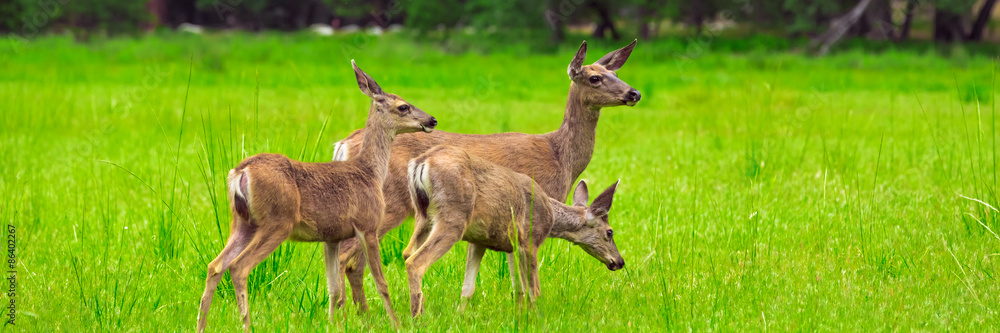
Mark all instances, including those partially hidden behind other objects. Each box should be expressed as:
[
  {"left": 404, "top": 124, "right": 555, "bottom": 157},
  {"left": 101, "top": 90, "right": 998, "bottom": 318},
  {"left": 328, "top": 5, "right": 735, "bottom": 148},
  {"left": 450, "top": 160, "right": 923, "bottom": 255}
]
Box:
[
  {"left": 354, "top": 109, "right": 394, "bottom": 184},
  {"left": 550, "top": 83, "right": 601, "bottom": 184},
  {"left": 548, "top": 198, "right": 587, "bottom": 242}
]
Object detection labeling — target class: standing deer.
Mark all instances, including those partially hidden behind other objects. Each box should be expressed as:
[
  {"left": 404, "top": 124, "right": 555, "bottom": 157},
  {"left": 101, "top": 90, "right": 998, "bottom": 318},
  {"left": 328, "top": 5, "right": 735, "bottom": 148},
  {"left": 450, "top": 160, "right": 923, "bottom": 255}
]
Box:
[
  {"left": 331, "top": 40, "right": 641, "bottom": 311},
  {"left": 403, "top": 146, "right": 624, "bottom": 316},
  {"left": 197, "top": 60, "right": 436, "bottom": 332}
]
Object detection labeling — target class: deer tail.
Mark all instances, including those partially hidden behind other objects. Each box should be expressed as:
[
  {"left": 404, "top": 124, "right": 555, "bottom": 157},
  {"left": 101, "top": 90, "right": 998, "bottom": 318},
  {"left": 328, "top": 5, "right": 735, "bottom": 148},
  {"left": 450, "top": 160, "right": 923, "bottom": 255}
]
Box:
[
  {"left": 228, "top": 169, "right": 252, "bottom": 221},
  {"left": 408, "top": 159, "right": 432, "bottom": 220}
]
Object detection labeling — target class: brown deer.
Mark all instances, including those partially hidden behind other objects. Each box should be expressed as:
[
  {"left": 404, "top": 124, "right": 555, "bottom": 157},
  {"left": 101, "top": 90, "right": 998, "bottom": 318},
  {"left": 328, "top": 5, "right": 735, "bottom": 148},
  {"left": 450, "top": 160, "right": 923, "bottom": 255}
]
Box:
[
  {"left": 403, "top": 145, "right": 624, "bottom": 316},
  {"left": 196, "top": 60, "right": 436, "bottom": 332},
  {"left": 331, "top": 40, "right": 640, "bottom": 311}
]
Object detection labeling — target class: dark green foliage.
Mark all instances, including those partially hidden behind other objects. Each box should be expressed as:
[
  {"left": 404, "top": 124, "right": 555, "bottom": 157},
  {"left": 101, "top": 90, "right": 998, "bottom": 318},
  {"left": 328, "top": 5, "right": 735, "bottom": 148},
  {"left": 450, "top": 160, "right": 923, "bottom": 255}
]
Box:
[
  {"left": 404, "top": 0, "right": 465, "bottom": 31},
  {"left": 1, "top": 0, "right": 149, "bottom": 37}
]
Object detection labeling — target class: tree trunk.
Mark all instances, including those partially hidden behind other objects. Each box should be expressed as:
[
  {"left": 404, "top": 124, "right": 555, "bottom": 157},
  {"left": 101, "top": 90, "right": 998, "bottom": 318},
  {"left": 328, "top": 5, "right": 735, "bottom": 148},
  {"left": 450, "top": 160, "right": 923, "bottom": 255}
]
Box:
[
  {"left": 809, "top": 0, "right": 875, "bottom": 56},
  {"left": 637, "top": 4, "right": 656, "bottom": 40},
  {"left": 590, "top": 1, "right": 620, "bottom": 40},
  {"left": 864, "top": 0, "right": 894, "bottom": 39},
  {"left": 547, "top": 0, "right": 565, "bottom": 43},
  {"left": 934, "top": 7, "right": 966, "bottom": 42},
  {"left": 898, "top": 0, "right": 917, "bottom": 40},
  {"left": 968, "top": 0, "right": 998, "bottom": 41}
]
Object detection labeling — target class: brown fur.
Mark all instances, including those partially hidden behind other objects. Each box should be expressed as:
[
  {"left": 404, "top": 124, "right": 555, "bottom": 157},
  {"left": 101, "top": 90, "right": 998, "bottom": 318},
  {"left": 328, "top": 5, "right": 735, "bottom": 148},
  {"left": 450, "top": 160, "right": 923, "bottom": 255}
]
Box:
[
  {"left": 402, "top": 146, "right": 624, "bottom": 316},
  {"left": 196, "top": 60, "right": 436, "bottom": 332},
  {"left": 332, "top": 40, "right": 641, "bottom": 310}
]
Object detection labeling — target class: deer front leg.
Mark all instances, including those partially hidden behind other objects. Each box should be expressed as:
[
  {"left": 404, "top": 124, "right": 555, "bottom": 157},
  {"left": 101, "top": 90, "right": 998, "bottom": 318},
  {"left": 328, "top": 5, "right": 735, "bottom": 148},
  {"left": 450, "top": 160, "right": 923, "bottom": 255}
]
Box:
[
  {"left": 526, "top": 246, "right": 541, "bottom": 304},
  {"left": 458, "top": 243, "right": 486, "bottom": 312},
  {"left": 323, "top": 241, "right": 343, "bottom": 324},
  {"left": 516, "top": 246, "right": 536, "bottom": 306},
  {"left": 506, "top": 252, "right": 525, "bottom": 302},
  {"left": 338, "top": 238, "right": 369, "bottom": 314},
  {"left": 340, "top": 208, "right": 407, "bottom": 312},
  {"left": 355, "top": 228, "right": 400, "bottom": 328}
]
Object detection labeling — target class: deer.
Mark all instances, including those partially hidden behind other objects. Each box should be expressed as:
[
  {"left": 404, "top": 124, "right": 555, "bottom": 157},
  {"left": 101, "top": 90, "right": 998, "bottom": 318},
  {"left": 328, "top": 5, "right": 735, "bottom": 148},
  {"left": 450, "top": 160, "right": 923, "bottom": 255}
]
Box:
[
  {"left": 403, "top": 145, "right": 624, "bottom": 316},
  {"left": 330, "top": 40, "right": 641, "bottom": 312},
  {"left": 196, "top": 60, "right": 437, "bottom": 332}
]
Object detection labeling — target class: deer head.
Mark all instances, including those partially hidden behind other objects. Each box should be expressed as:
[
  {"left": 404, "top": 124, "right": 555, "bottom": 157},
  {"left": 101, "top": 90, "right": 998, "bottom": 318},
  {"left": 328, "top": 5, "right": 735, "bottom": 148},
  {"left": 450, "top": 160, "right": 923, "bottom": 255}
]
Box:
[
  {"left": 566, "top": 180, "right": 625, "bottom": 271},
  {"left": 567, "top": 40, "right": 641, "bottom": 107},
  {"left": 352, "top": 59, "right": 437, "bottom": 134}
]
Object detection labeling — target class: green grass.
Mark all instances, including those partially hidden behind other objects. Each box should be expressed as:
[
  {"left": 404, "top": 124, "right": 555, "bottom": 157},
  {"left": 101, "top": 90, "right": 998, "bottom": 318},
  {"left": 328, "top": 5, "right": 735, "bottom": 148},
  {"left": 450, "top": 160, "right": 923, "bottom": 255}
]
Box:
[{"left": 1, "top": 32, "right": 998, "bottom": 331}]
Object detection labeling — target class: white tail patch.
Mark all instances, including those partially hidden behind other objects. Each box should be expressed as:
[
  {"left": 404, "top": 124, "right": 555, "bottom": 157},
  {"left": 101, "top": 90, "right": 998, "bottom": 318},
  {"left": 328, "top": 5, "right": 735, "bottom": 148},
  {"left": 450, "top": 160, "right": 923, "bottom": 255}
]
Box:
[
  {"left": 228, "top": 169, "right": 252, "bottom": 221},
  {"left": 228, "top": 170, "right": 250, "bottom": 200},
  {"left": 332, "top": 141, "right": 350, "bottom": 161},
  {"left": 408, "top": 159, "right": 434, "bottom": 219}
]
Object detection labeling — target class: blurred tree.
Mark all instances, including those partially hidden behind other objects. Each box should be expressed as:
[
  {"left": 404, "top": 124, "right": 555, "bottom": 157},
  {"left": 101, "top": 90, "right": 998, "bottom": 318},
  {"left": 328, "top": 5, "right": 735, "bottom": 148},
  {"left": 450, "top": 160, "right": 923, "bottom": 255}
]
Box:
[
  {"left": 899, "top": 0, "right": 918, "bottom": 40},
  {"left": 589, "top": 0, "right": 621, "bottom": 39},
  {"left": 967, "top": 0, "right": 998, "bottom": 40},
  {"left": 809, "top": 0, "right": 873, "bottom": 55},
  {"left": 404, "top": 0, "right": 464, "bottom": 32},
  {"left": 932, "top": 0, "right": 975, "bottom": 42},
  {"left": 0, "top": 0, "right": 28, "bottom": 33}
]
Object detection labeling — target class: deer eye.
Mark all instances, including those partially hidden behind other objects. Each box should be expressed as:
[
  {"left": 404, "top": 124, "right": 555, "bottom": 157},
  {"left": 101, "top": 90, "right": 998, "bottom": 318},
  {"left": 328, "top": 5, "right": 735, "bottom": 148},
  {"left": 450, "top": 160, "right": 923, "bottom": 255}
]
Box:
[
  {"left": 606, "top": 230, "right": 613, "bottom": 238},
  {"left": 397, "top": 104, "right": 410, "bottom": 112},
  {"left": 589, "top": 75, "right": 601, "bottom": 84}
]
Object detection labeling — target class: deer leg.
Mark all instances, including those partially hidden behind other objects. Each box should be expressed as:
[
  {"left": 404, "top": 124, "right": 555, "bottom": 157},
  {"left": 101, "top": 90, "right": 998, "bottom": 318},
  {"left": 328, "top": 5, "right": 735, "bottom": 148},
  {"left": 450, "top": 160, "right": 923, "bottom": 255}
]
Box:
[
  {"left": 405, "top": 222, "right": 465, "bottom": 317},
  {"left": 323, "top": 241, "right": 343, "bottom": 324},
  {"left": 338, "top": 238, "right": 368, "bottom": 313},
  {"left": 340, "top": 208, "right": 407, "bottom": 312},
  {"left": 227, "top": 221, "right": 293, "bottom": 332},
  {"left": 516, "top": 246, "right": 535, "bottom": 305},
  {"left": 526, "top": 246, "right": 541, "bottom": 305},
  {"left": 458, "top": 243, "right": 486, "bottom": 312},
  {"left": 402, "top": 213, "right": 432, "bottom": 260},
  {"left": 355, "top": 228, "right": 400, "bottom": 328},
  {"left": 198, "top": 219, "right": 254, "bottom": 333},
  {"left": 506, "top": 252, "right": 525, "bottom": 302}
]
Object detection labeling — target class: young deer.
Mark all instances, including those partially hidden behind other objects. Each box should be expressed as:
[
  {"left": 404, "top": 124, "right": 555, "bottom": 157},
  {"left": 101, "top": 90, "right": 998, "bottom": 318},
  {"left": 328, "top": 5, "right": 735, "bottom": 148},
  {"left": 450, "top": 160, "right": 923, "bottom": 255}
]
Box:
[
  {"left": 197, "top": 60, "right": 436, "bottom": 332},
  {"left": 403, "top": 145, "right": 624, "bottom": 316},
  {"left": 331, "top": 40, "right": 640, "bottom": 311}
]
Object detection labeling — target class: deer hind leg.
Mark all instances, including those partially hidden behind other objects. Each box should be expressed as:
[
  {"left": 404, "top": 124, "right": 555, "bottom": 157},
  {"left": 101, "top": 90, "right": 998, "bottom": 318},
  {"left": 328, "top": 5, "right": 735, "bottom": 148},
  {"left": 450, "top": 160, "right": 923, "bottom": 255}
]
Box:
[
  {"left": 323, "top": 241, "right": 343, "bottom": 324},
  {"left": 227, "top": 219, "right": 294, "bottom": 332},
  {"left": 198, "top": 219, "right": 254, "bottom": 333},
  {"left": 404, "top": 216, "right": 465, "bottom": 317},
  {"left": 356, "top": 228, "right": 400, "bottom": 328}
]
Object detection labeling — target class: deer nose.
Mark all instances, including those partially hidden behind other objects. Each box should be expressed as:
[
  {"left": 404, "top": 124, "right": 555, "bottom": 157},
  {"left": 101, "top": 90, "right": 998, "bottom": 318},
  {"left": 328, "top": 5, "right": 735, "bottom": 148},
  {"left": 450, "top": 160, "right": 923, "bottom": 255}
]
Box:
[
  {"left": 627, "top": 89, "right": 641, "bottom": 102},
  {"left": 426, "top": 117, "right": 437, "bottom": 128}
]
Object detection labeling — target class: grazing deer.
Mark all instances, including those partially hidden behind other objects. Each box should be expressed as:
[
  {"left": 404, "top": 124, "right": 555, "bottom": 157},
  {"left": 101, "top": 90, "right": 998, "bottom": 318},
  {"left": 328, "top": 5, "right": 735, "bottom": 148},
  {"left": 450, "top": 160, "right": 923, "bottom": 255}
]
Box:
[
  {"left": 403, "top": 145, "right": 624, "bottom": 316},
  {"left": 197, "top": 60, "right": 436, "bottom": 332},
  {"left": 331, "top": 40, "right": 640, "bottom": 311}
]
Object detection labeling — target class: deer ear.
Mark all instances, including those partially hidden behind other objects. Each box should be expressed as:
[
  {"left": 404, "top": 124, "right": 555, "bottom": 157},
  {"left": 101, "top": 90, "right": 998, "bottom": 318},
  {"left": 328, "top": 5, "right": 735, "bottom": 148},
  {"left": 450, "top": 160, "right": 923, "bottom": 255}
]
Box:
[
  {"left": 588, "top": 180, "right": 620, "bottom": 217},
  {"left": 567, "top": 41, "right": 587, "bottom": 79},
  {"left": 594, "top": 39, "right": 636, "bottom": 71},
  {"left": 572, "top": 180, "right": 589, "bottom": 207},
  {"left": 352, "top": 59, "right": 384, "bottom": 98}
]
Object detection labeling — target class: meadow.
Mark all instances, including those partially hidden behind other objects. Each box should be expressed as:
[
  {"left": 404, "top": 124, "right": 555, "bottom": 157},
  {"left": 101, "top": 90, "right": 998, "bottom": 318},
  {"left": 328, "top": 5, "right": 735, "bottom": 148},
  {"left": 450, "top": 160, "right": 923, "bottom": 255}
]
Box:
[{"left": 0, "top": 33, "right": 998, "bottom": 331}]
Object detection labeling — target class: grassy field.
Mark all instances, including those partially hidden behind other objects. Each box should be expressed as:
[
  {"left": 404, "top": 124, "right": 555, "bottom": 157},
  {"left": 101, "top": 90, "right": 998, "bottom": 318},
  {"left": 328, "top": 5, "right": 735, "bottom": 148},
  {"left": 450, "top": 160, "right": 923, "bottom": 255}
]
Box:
[{"left": 1, "top": 33, "right": 998, "bottom": 331}]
